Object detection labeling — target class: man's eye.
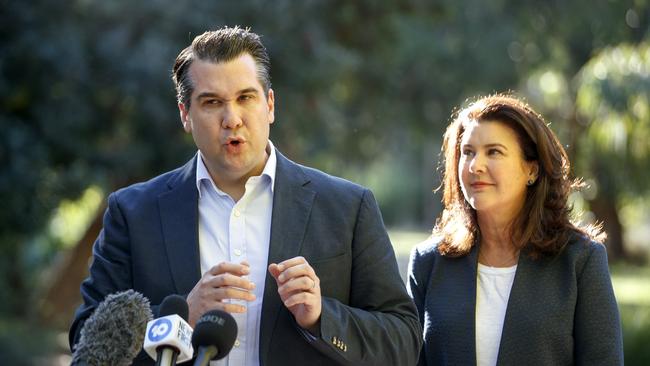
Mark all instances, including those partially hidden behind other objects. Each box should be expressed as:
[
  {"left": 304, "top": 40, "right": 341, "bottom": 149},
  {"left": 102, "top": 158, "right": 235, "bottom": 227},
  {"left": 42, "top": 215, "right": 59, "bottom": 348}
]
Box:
[
  {"left": 239, "top": 94, "right": 253, "bottom": 101},
  {"left": 206, "top": 100, "right": 225, "bottom": 108}
]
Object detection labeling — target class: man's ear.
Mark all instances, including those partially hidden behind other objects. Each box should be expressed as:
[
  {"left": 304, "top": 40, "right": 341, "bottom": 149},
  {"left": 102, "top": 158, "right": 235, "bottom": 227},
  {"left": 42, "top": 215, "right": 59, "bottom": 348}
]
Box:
[
  {"left": 179, "top": 102, "right": 191, "bottom": 132},
  {"left": 267, "top": 89, "right": 275, "bottom": 124}
]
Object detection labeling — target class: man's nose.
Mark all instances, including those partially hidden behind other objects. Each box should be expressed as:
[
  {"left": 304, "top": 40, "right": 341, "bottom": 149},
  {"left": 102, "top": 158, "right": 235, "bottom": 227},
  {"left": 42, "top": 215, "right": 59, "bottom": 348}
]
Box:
[{"left": 221, "top": 105, "right": 243, "bottom": 129}]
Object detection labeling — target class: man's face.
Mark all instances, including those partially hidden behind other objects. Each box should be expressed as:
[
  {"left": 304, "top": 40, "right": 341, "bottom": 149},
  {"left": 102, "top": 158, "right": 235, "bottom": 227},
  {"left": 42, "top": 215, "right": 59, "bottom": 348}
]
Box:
[{"left": 179, "top": 53, "right": 275, "bottom": 184}]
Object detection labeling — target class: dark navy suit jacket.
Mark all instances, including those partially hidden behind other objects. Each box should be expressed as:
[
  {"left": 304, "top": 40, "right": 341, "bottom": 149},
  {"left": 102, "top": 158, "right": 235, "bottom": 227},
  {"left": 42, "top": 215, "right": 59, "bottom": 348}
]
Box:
[
  {"left": 408, "top": 235, "right": 623, "bottom": 366},
  {"left": 70, "top": 150, "right": 421, "bottom": 365}
]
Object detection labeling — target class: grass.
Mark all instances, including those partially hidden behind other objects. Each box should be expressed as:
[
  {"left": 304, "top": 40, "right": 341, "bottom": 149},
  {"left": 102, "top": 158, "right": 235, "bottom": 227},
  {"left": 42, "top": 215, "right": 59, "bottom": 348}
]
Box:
[
  {"left": 611, "top": 264, "right": 650, "bottom": 306},
  {"left": 612, "top": 265, "right": 650, "bottom": 365},
  {"left": 387, "top": 228, "right": 430, "bottom": 258}
]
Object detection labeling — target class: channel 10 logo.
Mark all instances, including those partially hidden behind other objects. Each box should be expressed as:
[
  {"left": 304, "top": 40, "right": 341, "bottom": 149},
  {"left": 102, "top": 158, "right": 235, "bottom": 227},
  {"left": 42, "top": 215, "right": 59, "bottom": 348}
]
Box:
[{"left": 148, "top": 318, "right": 173, "bottom": 342}]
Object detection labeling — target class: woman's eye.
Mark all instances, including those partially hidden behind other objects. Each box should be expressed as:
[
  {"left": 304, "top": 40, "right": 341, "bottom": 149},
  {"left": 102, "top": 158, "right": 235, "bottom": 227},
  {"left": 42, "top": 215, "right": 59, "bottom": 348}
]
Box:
[
  {"left": 488, "top": 148, "right": 502, "bottom": 155},
  {"left": 462, "top": 150, "right": 475, "bottom": 157}
]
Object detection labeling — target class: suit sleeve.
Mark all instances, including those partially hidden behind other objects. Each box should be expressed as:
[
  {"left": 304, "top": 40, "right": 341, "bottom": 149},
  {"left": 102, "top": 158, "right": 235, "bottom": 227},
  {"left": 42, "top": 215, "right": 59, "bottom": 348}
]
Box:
[
  {"left": 309, "top": 189, "right": 423, "bottom": 365},
  {"left": 573, "top": 243, "right": 623, "bottom": 365},
  {"left": 69, "top": 192, "right": 137, "bottom": 349},
  {"left": 407, "top": 246, "right": 428, "bottom": 366}
]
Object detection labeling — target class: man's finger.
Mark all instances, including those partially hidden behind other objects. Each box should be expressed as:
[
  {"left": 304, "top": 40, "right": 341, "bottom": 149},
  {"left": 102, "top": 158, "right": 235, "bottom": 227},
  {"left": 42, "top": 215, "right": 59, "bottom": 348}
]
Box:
[
  {"left": 268, "top": 263, "right": 282, "bottom": 279},
  {"left": 213, "top": 287, "right": 257, "bottom": 302},
  {"left": 211, "top": 273, "right": 255, "bottom": 290},
  {"left": 212, "top": 301, "right": 249, "bottom": 314},
  {"left": 208, "top": 262, "right": 250, "bottom": 276},
  {"left": 283, "top": 292, "right": 314, "bottom": 308},
  {"left": 278, "top": 276, "right": 315, "bottom": 295},
  {"left": 277, "top": 263, "right": 315, "bottom": 283},
  {"left": 275, "top": 256, "right": 307, "bottom": 271}
]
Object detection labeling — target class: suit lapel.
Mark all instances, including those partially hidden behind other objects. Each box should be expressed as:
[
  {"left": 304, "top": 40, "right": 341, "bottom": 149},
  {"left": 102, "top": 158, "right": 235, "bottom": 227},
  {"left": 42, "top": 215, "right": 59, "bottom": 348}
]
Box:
[
  {"left": 463, "top": 245, "right": 480, "bottom": 365},
  {"left": 157, "top": 157, "right": 202, "bottom": 295},
  {"left": 259, "top": 150, "right": 316, "bottom": 365},
  {"left": 433, "top": 245, "right": 479, "bottom": 364},
  {"left": 496, "top": 250, "right": 540, "bottom": 365}
]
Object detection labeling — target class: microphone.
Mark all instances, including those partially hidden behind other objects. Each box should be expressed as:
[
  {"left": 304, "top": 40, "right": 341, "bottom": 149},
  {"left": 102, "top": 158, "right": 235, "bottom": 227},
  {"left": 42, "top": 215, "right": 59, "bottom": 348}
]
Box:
[
  {"left": 192, "top": 309, "right": 238, "bottom": 366},
  {"left": 71, "top": 289, "right": 153, "bottom": 366},
  {"left": 143, "top": 294, "right": 194, "bottom": 365}
]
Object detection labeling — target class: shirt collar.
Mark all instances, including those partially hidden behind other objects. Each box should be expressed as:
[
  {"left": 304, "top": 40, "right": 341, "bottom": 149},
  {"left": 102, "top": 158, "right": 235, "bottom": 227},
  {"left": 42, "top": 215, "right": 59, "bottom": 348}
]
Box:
[{"left": 195, "top": 140, "right": 277, "bottom": 198}]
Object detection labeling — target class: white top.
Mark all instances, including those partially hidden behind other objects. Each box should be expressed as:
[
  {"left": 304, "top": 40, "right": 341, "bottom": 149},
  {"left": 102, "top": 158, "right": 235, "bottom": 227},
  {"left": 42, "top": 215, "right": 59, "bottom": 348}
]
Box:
[
  {"left": 196, "top": 141, "right": 277, "bottom": 366},
  {"left": 475, "top": 263, "right": 517, "bottom": 366}
]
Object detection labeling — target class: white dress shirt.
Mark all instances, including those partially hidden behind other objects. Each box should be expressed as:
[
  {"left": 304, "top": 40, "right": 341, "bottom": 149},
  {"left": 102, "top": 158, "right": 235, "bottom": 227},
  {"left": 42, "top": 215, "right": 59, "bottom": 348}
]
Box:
[
  {"left": 196, "top": 142, "right": 276, "bottom": 366},
  {"left": 476, "top": 263, "right": 517, "bottom": 366}
]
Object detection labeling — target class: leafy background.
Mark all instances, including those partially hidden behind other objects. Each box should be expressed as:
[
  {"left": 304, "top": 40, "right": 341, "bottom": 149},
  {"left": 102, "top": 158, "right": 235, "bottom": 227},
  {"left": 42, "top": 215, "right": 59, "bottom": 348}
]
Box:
[{"left": 1, "top": 0, "right": 649, "bottom": 364}]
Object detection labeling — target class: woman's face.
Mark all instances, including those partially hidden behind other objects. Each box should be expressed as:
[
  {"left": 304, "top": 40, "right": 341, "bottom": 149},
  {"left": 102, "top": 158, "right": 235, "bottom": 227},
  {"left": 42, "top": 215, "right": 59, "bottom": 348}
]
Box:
[{"left": 458, "top": 120, "right": 538, "bottom": 221}]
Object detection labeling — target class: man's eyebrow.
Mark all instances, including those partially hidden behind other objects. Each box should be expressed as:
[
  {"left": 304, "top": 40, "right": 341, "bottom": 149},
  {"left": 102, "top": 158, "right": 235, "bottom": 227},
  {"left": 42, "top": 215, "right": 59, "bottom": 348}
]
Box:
[
  {"left": 196, "top": 92, "right": 221, "bottom": 100},
  {"left": 238, "top": 87, "right": 259, "bottom": 95},
  {"left": 195, "top": 88, "right": 259, "bottom": 100}
]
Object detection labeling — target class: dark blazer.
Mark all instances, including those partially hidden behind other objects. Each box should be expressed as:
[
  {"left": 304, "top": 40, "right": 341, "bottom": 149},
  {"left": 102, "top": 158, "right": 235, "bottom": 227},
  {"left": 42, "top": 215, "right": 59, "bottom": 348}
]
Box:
[
  {"left": 408, "top": 235, "right": 623, "bottom": 366},
  {"left": 70, "top": 150, "right": 421, "bottom": 365}
]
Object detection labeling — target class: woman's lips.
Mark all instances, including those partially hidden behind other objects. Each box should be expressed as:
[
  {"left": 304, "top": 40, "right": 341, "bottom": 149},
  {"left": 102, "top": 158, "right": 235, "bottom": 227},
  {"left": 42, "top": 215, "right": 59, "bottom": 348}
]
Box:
[{"left": 470, "top": 182, "right": 493, "bottom": 189}]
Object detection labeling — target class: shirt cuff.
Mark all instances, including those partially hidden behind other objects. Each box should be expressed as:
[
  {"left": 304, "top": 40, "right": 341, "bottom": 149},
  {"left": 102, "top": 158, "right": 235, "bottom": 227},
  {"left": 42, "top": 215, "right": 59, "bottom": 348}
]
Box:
[{"left": 296, "top": 326, "right": 318, "bottom": 342}]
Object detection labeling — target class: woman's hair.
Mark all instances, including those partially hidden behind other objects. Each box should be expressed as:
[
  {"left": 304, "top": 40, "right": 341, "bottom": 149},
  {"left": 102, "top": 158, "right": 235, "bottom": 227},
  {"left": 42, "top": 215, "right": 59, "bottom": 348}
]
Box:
[{"left": 434, "top": 94, "right": 604, "bottom": 258}]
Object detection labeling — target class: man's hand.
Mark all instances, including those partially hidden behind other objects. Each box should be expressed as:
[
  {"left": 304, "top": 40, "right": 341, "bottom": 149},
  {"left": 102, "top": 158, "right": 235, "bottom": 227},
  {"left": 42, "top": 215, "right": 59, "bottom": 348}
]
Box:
[
  {"left": 186, "top": 261, "right": 255, "bottom": 327},
  {"left": 268, "top": 256, "right": 321, "bottom": 333}
]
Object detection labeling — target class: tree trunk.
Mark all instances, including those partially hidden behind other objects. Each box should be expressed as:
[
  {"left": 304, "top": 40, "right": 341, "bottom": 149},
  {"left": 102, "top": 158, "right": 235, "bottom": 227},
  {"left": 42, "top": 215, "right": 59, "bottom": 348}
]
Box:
[
  {"left": 37, "top": 201, "right": 106, "bottom": 330},
  {"left": 589, "top": 194, "right": 625, "bottom": 262}
]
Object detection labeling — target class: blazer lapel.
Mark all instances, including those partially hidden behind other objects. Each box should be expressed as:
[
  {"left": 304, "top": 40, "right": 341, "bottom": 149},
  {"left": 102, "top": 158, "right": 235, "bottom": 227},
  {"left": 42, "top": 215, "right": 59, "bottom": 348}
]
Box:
[
  {"left": 496, "top": 250, "right": 540, "bottom": 365},
  {"left": 463, "top": 245, "right": 480, "bottom": 365},
  {"left": 259, "top": 150, "right": 316, "bottom": 365},
  {"left": 434, "top": 245, "right": 479, "bottom": 365},
  {"left": 157, "top": 157, "right": 202, "bottom": 295}
]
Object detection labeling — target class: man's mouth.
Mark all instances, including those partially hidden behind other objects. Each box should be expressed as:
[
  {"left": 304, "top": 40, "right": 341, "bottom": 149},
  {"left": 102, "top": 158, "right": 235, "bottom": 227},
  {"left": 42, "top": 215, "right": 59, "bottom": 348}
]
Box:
[{"left": 225, "top": 137, "right": 245, "bottom": 146}]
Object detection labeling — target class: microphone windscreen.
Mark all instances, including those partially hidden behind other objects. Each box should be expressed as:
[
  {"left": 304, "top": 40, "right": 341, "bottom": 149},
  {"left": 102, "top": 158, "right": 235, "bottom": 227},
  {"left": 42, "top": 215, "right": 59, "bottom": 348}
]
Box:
[
  {"left": 71, "top": 289, "right": 153, "bottom": 366},
  {"left": 191, "top": 309, "right": 238, "bottom": 360},
  {"left": 158, "top": 294, "right": 189, "bottom": 321}
]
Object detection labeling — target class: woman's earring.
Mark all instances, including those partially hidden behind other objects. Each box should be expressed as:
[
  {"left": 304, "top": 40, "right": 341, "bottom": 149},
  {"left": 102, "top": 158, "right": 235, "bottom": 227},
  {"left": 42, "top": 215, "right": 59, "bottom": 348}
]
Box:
[{"left": 527, "top": 179, "right": 534, "bottom": 186}]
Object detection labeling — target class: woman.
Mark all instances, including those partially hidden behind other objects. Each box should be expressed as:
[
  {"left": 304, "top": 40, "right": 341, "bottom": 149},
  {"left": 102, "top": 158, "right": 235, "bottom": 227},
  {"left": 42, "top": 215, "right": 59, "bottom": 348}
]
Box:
[{"left": 408, "top": 95, "right": 623, "bottom": 366}]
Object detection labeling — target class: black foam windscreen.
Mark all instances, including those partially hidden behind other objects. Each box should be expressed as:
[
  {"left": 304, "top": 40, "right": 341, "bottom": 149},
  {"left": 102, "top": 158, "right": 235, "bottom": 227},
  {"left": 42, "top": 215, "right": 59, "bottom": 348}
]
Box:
[
  {"left": 158, "top": 294, "right": 189, "bottom": 321},
  {"left": 191, "top": 309, "right": 238, "bottom": 360}
]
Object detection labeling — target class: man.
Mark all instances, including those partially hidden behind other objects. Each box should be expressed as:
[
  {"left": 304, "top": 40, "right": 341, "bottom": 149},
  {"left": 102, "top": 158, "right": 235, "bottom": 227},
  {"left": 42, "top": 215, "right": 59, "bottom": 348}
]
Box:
[{"left": 70, "top": 26, "right": 421, "bottom": 365}]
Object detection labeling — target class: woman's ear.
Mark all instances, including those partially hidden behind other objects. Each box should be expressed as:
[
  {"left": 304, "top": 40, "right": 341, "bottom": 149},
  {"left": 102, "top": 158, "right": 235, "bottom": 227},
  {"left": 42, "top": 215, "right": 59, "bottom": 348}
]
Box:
[{"left": 528, "top": 161, "right": 540, "bottom": 183}]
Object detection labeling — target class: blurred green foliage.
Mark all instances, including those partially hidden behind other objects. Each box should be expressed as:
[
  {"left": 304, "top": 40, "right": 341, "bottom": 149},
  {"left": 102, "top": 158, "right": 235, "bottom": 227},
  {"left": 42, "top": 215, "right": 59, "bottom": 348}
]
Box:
[
  {"left": 0, "top": 318, "right": 57, "bottom": 366},
  {"left": 611, "top": 264, "right": 650, "bottom": 365},
  {"left": 1, "top": 0, "right": 649, "bottom": 363},
  {"left": 621, "top": 304, "right": 650, "bottom": 365},
  {"left": 576, "top": 43, "right": 650, "bottom": 196}
]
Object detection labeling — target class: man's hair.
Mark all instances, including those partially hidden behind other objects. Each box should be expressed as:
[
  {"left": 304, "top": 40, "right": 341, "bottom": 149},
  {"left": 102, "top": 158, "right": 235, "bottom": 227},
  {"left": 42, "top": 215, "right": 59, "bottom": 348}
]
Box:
[
  {"left": 172, "top": 26, "right": 271, "bottom": 108},
  {"left": 434, "top": 94, "right": 604, "bottom": 258}
]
